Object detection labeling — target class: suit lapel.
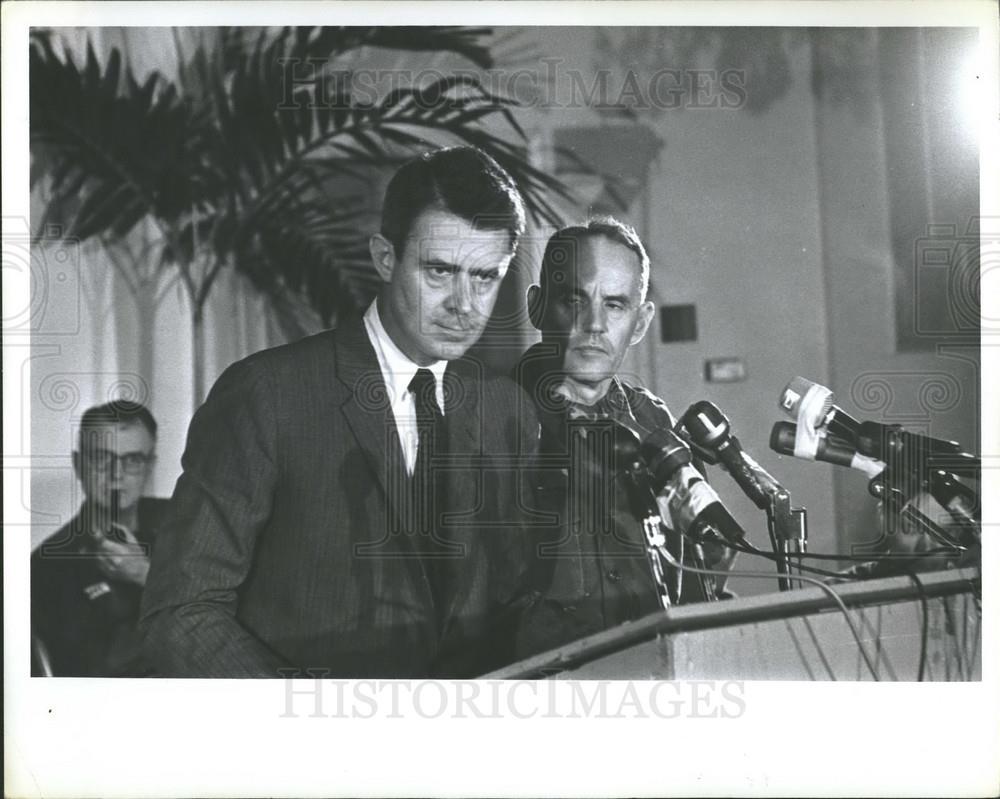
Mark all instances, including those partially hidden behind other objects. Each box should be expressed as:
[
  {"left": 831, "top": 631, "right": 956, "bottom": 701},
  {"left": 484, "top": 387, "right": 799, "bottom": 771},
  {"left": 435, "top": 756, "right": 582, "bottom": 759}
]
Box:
[
  {"left": 437, "top": 362, "right": 485, "bottom": 627},
  {"left": 442, "top": 363, "right": 480, "bottom": 458},
  {"left": 335, "top": 317, "right": 407, "bottom": 518}
]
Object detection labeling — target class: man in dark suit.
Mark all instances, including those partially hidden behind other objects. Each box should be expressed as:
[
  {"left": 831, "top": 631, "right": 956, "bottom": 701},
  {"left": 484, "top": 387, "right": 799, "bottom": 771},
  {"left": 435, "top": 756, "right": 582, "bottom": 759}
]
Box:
[
  {"left": 32, "top": 401, "right": 165, "bottom": 676},
  {"left": 140, "top": 147, "right": 539, "bottom": 678}
]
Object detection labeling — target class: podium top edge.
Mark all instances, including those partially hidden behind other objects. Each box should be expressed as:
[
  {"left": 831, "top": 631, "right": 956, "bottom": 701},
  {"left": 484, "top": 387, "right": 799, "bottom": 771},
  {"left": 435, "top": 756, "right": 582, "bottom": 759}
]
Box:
[{"left": 483, "top": 567, "right": 981, "bottom": 680}]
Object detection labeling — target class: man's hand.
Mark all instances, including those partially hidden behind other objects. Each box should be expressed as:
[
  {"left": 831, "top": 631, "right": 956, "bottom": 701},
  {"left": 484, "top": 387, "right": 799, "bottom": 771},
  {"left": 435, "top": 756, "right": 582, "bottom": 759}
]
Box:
[{"left": 94, "top": 524, "right": 151, "bottom": 586}]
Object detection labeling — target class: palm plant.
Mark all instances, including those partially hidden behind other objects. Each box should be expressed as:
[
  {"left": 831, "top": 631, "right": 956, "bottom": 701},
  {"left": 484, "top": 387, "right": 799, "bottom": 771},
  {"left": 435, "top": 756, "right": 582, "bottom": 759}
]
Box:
[{"left": 30, "top": 26, "right": 573, "bottom": 402}]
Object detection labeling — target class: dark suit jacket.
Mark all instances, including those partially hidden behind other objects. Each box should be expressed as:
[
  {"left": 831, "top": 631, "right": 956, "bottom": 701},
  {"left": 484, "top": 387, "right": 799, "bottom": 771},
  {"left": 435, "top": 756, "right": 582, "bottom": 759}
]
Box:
[
  {"left": 32, "top": 497, "right": 168, "bottom": 677},
  {"left": 140, "top": 318, "right": 539, "bottom": 678}
]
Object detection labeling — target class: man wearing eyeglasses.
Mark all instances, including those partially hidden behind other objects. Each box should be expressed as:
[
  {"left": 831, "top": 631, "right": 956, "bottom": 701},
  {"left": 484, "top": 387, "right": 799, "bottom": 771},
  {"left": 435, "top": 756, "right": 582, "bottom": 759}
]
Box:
[{"left": 31, "top": 401, "right": 164, "bottom": 676}]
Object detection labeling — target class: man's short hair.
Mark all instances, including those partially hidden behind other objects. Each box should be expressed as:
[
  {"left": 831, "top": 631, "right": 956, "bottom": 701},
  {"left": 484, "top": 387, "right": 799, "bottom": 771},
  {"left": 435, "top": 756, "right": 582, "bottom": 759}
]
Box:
[
  {"left": 78, "top": 401, "right": 157, "bottom": 451},
  {"left": 538, "top": 216, "right": 651, "bottom": 302},
  {"left": 380, "top": 146, "right": 527, "bottom": 257}
]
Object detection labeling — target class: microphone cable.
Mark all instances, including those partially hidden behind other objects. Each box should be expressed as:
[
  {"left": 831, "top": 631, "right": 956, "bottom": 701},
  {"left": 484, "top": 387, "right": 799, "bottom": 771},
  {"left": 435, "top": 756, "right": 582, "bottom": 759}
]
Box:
[
  {"left": 749, "top": 543, "right": 981, "bottom": 680},
  {"left": 711, "top": 536, "right": 858, "bottom": 581},
  {"left": 653, "top": 542, "right": 882, "bottom": 680},
  {"left": 765, "top": 546, "right": 965, "bottom": 561},
  {"left": 707, "top": 537, "right": 981, "bottom": 681},
  {"left": 713, "top": 534, "right": 969, "bottom": 579},
  {"left": 907, "top": 573, "right": 930, "bottom": 682}
]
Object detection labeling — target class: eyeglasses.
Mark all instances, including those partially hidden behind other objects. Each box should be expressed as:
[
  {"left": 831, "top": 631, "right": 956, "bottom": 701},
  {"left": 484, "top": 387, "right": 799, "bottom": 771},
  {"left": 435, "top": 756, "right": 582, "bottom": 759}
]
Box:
[{"left": 84, "top": 449, "right": 155, "bottom": 475}]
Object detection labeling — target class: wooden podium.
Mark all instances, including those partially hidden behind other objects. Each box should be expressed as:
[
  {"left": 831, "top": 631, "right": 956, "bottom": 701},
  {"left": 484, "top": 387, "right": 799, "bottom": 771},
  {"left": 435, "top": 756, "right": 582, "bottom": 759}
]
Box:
[{"left": 484, "top": 568, "right": 982, "bottom": 681}]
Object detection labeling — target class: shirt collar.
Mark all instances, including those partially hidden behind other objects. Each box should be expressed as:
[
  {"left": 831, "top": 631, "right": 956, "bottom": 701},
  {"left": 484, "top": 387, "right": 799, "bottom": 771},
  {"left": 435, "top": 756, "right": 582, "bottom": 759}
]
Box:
[
  {"left": 559, "top": 377, "right": 630, "bottom": 415},
  {"left": 363, "top": 300, "right": 448, "bottom": 410}
]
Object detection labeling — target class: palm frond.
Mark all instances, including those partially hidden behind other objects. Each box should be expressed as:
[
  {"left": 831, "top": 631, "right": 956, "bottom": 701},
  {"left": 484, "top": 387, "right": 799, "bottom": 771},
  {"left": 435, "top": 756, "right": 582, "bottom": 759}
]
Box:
[
  {"left": 32, "top": 26, "right": 579, "bottom": 324},
  {"left": 30, "top": 34, "right": 210, "bottom": 243},
  {"left": 224, "top": 69, "right": 570, "bottom": 238}
]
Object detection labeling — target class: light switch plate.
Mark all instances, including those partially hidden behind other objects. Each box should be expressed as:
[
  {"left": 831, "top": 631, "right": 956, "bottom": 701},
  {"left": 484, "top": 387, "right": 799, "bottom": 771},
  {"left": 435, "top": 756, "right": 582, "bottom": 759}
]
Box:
[{"left": 704, "top": 357, "right": 747, "bottom": 383}]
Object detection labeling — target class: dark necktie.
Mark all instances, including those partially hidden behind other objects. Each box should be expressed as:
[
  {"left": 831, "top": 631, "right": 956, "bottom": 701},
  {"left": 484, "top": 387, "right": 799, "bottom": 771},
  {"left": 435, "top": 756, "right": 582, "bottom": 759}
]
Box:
[
  {"left": 409, "top": 367, "right": 443, "bottom": 478},
  {"left": 408, "top": 369, "right": 446, "bottom": 606}
]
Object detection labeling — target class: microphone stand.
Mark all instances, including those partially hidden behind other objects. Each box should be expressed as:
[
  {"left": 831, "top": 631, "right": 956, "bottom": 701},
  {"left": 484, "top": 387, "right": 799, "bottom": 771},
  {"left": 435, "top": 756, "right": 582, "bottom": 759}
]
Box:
[
  {"left": 676, "top": 399, "right": 807, "bottom": 593},
  {"left": 766, "top": 485, "right": 808, "bottom": 591},
  {"left": 727, "top": 453, "right": 808, "bottom": 591},
  {"left": 684, "top": 537, "right": 720, "bottom": 604}
]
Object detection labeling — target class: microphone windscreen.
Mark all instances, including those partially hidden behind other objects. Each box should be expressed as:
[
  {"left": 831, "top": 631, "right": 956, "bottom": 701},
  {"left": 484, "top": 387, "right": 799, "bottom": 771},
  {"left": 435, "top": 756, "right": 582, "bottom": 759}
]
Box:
[
  {"left": 780, "top": 376, "right": 833, "bottom": 429},
  {"left": 778, "top": 377, "right": 833, "bottom": 430},
  {"left": 680, "top": 400, "right": 730, "bottom": 450}
]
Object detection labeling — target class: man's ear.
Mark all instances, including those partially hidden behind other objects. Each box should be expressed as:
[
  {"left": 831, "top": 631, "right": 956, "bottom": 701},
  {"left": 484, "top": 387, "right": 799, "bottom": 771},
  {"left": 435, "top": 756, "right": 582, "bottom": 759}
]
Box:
[
  {"left": 630, "top": 300, "right": 656, "bottom": 346},
  {"left": 526, "top": 284, "right": 544, "bottom": 330},
  {"left": 72, "top": 450, "right": 82, "bottom": 481},
  {"left": 369, "top": 234, "right": 396, "bottom": 283}
]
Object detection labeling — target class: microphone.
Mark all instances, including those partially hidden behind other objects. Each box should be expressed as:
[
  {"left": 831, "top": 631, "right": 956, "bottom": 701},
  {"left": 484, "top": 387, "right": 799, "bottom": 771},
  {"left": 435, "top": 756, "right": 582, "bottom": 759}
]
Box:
[
  {"left": 678, "top": 401, "right": 775, "bottom": 510},
  {"left": 779, "top": 376, "right": 861, "bottom": 443},
  {"left": 683, "top": 403, "right": 808, "bottom": 591},
  {"left": 770, "top": 421, "right": 886, "bottom": 479},
  {"left": 779, "top": 378, "right": 978, "bottom": 476},
  {"left": 855, "top": 421, "right": 965, "bottom": 462},
  {"left": 927, "top": 470, "right": 979, "bottom": 522},
  {"left": 858, "top": 423, "right": 979, "bottom": 479},
  {"left": 925, "top": 470, "right": 980, "bottom": 546},
  {"left": 639, "top": 428, "right": 746, "bottom": 545}
]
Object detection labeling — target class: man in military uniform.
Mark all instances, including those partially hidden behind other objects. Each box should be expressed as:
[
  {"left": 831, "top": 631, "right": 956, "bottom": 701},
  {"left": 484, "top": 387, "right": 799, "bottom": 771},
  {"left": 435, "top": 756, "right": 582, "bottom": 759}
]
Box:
[{"left": 514, "top": 217, "right": 732, "bottom": 657}]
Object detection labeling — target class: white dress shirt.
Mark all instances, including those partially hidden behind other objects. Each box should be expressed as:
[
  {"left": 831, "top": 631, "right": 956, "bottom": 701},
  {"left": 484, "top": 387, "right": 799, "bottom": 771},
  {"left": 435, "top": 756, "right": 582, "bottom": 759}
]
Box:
[{"left": 363, "top": 300, "right": 447, "bottom": 476}]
